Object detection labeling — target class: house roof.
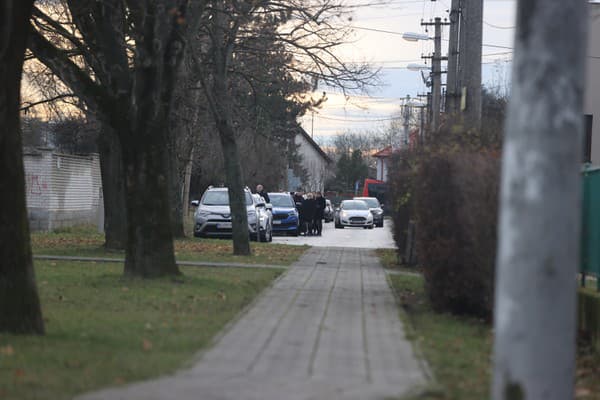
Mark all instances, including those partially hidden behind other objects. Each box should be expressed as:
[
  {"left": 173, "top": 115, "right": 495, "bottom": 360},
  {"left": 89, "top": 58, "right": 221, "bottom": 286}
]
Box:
[
  {"left": 297, "top": 127, "right": 333, "bottom": 163},
  {"left": 372, "top": 146, "right": 393, "bottom": 158}
]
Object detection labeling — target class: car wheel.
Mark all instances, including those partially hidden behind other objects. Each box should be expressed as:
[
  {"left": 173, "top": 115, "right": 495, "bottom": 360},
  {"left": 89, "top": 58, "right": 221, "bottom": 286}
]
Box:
[
  {"left": 368, "top": 224, "right": 374, "bottom": 229},
  {"left": 364, "top": 226, "right": 368, "bottom": 229},
  {"left": 291, "top": 228, "right": 299, "bottom": 237}
]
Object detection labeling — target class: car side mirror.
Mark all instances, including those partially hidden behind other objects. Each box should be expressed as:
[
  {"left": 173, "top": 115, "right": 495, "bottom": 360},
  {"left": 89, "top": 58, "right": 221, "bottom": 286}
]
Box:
[{"left": 191, "top": 200, "right": 199, "bottom": 207}]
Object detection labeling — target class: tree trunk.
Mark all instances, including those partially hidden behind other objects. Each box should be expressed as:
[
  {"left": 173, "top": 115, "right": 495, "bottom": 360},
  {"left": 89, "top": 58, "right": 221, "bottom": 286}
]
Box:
[
  {"left": 492, "top": 1, "right": 587, "bottom": 399},
  {"left": 121, "top": 126, "right": 180, "bottom": 278},
  {"left": 97, "top": 124, "right": 127, "bottom": 249},
  {"left": 218, "top": 123, "right": 251, "bottom": 255},
  {"left": 0, "top": 0, "right": 44, "bottom": 335}
]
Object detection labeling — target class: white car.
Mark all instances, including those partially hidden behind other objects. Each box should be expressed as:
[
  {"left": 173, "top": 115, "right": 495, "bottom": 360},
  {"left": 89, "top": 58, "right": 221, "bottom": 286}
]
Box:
[
  {"left": 334, "top": 200, "right": 374, "bottom": 229},
  {"left": 192, "top": 187, "right": 273, "bottom": 242}
]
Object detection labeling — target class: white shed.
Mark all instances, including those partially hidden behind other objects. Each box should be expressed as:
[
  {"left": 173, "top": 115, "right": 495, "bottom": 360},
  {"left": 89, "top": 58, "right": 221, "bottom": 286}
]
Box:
[{"left": 23, "top": 148, "right": 103, "bottom": 231}]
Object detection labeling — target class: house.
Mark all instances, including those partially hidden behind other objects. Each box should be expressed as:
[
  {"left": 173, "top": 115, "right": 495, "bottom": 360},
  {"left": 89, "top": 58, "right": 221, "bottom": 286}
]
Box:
[
  {"left": 23, "top": 148, "right": 103, "bottom": 231},
  {"left": 585, "top": 1, "right": 600, "bottom": 163},
  {"left": 372, "top": 146, "right": 392, "bottom": 182},
  {"left": 288, "top": 128, "right": 332, "bottom": 192}
]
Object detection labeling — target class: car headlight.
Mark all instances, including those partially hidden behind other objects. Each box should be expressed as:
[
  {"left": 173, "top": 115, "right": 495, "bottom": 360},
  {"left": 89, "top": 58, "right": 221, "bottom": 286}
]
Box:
[
  {"left": 372, "top": 209, "right": 383, "bottom": 215},
  {"left": 196, "top": 210, "right": 210, "bottom": 219},
  {"left": 288, "top": 210, "right": 298, "bottom": 217}
]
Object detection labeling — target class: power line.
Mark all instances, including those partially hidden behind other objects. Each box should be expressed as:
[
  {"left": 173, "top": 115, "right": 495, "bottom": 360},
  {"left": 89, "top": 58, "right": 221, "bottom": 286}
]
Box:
[{"left": 314, "top": 114, "right": 403, "bottom": 123}]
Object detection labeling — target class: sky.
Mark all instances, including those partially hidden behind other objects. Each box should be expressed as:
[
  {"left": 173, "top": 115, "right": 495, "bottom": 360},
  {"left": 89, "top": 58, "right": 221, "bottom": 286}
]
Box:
[{"left": 299, "top": 0, "right": 517, "bottom": 143}]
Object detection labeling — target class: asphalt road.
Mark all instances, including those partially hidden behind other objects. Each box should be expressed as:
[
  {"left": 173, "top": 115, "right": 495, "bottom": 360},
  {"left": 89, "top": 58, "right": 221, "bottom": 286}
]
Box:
[{"left": 272, "top": 218, "right": 396, "bottom": 249}]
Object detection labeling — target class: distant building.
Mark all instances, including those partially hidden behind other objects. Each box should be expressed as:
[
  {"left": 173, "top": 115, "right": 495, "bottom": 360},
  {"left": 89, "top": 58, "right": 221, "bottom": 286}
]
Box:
[
  {"left": 23, "top": 148, "right": 103, "bottom": 231},
  {"left": 372, "top": 146, "right": 392, "bottom": 182},
  {"left": 288, "top": 128, "right": 332, "bottom": 192}
]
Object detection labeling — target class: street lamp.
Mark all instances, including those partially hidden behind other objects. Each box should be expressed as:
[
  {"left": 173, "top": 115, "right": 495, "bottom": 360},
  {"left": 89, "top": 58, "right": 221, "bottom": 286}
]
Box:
[
  {"left": 406, "top": 63, "right": 430, "bottom": 71},
  {"left": 402, "top": 32, "right": 431, "bottom": 42}
]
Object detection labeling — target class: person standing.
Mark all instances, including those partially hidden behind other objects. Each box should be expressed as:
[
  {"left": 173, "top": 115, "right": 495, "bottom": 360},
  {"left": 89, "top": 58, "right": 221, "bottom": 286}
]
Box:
[
  {"left": 256, "top": 184, "right": 270, "bottom": 204},
  {"left": 293, "top": 191, "right": 305, "bottom": 235},
  {"left": 314, "top": 192, "right": 325, "bottom": 236},
  {"left": 303, "top": 193, "right": 317, "bottom": 235}
]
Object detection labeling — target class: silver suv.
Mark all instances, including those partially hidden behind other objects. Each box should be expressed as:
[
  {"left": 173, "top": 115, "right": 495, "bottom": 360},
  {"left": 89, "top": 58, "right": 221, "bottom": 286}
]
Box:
[{"left": 193, "top": 187, "right": 273, "bottom": 241}]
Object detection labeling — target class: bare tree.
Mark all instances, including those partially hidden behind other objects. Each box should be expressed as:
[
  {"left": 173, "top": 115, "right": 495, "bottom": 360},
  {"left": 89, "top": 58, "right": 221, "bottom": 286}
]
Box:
[
  {"left": 194, "top": 0, "right": 377, "bottom": 255},
  {"left": 0, "top": 0, "right": 45, "bottom": 334},
  {"left": 27, "top": 1, "right": 201, "bottom": 277},
  {"left": 492, "top": 1, "right": 587, "bottom": 399}
]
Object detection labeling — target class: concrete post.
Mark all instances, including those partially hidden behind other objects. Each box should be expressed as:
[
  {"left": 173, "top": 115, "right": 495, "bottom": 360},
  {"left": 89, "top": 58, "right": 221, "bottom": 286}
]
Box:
[{"left": 492, "top": 1, "right": 588, "bottom": 399}]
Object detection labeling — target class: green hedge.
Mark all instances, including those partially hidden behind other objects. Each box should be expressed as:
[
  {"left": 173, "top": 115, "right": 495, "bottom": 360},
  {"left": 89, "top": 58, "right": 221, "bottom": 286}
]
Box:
[{"left": 579, "top": 288, "right": 600, "bottom": 352}]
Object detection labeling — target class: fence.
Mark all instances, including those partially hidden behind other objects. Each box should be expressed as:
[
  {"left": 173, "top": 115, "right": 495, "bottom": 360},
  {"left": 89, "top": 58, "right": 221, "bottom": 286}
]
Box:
[{"left": 581, "top": 165, "right": 600, "bottom": 291}]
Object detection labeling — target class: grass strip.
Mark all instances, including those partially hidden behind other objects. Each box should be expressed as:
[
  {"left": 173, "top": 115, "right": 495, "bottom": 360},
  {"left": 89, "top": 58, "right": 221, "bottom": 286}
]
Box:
[
  {"left": 0, "top": 261, "right": 283, "bottom": 400},
  {"left": 388, "top": 273, "right": 600, "bottom": 400},
  {"left": 31, "top": 225, "right": 308, "bottom": 266}
]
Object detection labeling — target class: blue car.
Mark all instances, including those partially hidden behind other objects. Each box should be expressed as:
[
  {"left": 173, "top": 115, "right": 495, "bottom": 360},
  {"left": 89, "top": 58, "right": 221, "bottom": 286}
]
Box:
[{"left": 268, "top": 192, "right": 300, "bottom": 236}]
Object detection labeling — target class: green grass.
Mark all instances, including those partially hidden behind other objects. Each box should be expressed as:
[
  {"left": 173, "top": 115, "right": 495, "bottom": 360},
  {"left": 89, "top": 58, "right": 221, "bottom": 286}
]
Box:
[
  {"left": 375, "top": 248, "right": 421, "bottom": 273},
  {"left": 389, "top": 274, "right": 492, "bottom": 400},
  {"left": 0, "top": 261, "right": 283, "bottom": 400},
  {"left": 31, "top": 225, "right": 308, "bottom": 266},
  {"left": 389, "top": 274, "right": 600, "bottom": 400}
]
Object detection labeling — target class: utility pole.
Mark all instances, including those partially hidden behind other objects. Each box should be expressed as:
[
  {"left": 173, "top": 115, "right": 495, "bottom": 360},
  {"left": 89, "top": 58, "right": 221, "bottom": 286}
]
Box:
[
  {"left": 457, "top": 0, "right": 482, "bottom": 130},
  {"left": 492, "top": 1, "right": 587, "bottom": 399},
  {"left": 421, "top": 17, "right": 448, "bottom": 132},
  {"left": 403, "top": 94, "right": 411, "bottom": 146},
  {"left": 445, "top": 0, "right": 460, "bottom": 115}
]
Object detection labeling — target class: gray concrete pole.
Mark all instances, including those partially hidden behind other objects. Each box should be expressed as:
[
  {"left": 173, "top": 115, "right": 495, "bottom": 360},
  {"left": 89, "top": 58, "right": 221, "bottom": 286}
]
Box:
[
  {"left": 445, "top": 0, "right": 460, "bottom": 115},
  {"left": 431, "top": 17, "right": 442, "bottom": 132},
  {"left": 492, "top": 1, "right": 588, "bottom": 399},
  {"left": 457, "top": 0, "right": 482, "bottom": 130}
]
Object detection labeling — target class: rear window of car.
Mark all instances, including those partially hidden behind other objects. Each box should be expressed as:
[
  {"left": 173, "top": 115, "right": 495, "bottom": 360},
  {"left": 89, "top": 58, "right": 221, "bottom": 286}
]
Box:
[
  {"left": 202, "top": 191, "right": 252, "bottom": 206},
  {"left": 269, "top": 194, "right": 294, "bottom": 207},
  {"left": 355, "top": 198, "right": 379, "bottom": 208},
  {"left": 342, "top": 200, "right": 368, "bottom": 210}
]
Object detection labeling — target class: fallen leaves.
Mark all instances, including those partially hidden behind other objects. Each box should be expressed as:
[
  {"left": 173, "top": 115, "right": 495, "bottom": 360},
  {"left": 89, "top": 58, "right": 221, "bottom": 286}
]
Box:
[
  {"left": 142, "top": 339, "right": 153, "bottom": 351},
  {"left": 0, "top": 345, "right": 15, "bottom": 356}
]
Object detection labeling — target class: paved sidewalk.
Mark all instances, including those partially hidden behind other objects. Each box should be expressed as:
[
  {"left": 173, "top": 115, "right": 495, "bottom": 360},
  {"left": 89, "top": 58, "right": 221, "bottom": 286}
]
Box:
[{"left": 78, "top": 247, "right": 427, "bottom": 400}]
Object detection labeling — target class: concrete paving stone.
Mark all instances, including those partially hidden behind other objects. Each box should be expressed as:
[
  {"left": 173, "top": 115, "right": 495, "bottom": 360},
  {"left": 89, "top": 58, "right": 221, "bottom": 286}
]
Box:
[{"left": 77, "top": 246, "right": 427, "bottom": 400}]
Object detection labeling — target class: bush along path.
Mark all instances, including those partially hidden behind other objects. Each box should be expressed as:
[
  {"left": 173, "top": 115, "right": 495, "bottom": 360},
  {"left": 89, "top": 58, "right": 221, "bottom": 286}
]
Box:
[{"left": 77, "top": 247, "right": 427, "bottom": 400}]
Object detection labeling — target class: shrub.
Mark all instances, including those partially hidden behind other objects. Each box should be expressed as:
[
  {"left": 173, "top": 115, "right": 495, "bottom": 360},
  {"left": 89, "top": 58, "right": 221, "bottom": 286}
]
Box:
[
  {"left": 387, "top": 150, "right": 416, "bottom": 263},
  {"left": 413, "top": 149, "right": 499, "bottom": 319}
]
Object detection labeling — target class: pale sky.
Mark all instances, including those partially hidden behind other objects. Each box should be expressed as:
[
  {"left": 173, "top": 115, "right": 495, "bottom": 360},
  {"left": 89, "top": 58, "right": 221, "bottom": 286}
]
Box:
[{"left": 300, "top": 0, "right": 517, "bottom": 141}]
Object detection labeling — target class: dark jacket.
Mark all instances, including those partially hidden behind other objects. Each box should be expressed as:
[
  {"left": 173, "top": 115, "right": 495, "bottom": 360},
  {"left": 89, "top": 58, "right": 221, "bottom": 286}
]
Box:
[
  {"left": 258, "top": 190, "right": 270, "bottom": 204},
  {"left": 303, "top": 198, "right": 317, "bottom": 221},
  {"left": 315, "top": 197, "right": 326, "bottom": 219}
]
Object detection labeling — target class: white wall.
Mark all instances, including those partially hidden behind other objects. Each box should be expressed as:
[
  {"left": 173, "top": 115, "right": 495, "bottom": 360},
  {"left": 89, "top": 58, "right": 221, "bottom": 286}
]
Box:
[
  {"left": 23, "top": 149, "right": 103, "bottom": 231},
  {"left": 293, "top": 133, "right": 331, "bottom": 192}
]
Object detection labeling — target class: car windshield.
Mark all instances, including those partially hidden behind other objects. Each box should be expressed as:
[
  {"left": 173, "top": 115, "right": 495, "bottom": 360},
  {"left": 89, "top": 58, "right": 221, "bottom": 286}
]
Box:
[
  {"left": 355, "top": 198, "right": 380, "bottom": 208},
  {"left": 342, "top": 200, "right": 368, "bottom": 210},
  {"left": 269, "top": 194, "right": 294, "bottom": 207},
  {"left": 202, "top": 191, "right": 252, "bottom": 206}
]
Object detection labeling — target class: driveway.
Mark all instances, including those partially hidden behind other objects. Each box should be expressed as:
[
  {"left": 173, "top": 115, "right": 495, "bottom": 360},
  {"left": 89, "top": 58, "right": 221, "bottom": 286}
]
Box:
[{"left": 272, "top": 219, "right": 396, "bottom": 249}]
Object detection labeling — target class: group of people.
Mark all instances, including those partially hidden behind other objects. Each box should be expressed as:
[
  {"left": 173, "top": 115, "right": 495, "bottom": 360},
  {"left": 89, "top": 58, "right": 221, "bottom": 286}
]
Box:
[{"left": 292, "top": 191, "right": 326, "bottom": 236}]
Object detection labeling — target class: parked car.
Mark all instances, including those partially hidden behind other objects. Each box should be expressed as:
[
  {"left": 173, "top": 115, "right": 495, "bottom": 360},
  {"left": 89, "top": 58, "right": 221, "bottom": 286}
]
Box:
[
  {"left": 353, "top": 196, "right": 384, "bottom": 227},
  {"left": 334, "top": 199, "right": 374, "bottom": 229},
  {"left": 268, "top": 192, "right": 300, "bottom": 236},
  {"left": 192, "top": 187, "right": 273, "bottom": 241},
  {"left": 324, "top": 199, "right": 334, "bottom": 222}
]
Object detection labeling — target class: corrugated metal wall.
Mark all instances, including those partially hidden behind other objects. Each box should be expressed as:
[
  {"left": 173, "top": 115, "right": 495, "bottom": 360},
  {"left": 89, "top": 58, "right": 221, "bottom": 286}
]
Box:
[
  {"left": 49, "top": 153, "right": 101, "bottom": 211},
  {"left": 23, "top": 149, "right": 103, "bottom": 231},
  {"left": 23, "top": 150, "right": 52, "bottom": 209}
]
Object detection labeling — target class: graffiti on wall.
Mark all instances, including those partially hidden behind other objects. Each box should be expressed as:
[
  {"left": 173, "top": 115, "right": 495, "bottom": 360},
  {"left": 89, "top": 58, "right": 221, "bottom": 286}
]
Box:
[{"left": 26, "top": 174, "right": 48, "bottom": 196}]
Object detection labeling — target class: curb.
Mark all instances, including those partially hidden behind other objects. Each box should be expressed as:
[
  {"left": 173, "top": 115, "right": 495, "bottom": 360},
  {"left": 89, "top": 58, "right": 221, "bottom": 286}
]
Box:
[{"left": 33, "top": 255, "right": 288, "bottom": 270}]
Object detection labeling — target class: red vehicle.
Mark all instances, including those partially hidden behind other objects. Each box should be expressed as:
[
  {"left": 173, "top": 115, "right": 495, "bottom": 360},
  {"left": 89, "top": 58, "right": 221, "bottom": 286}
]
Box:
[{"left": 361, "top": 179, "right": 386, "bottom": 204}]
